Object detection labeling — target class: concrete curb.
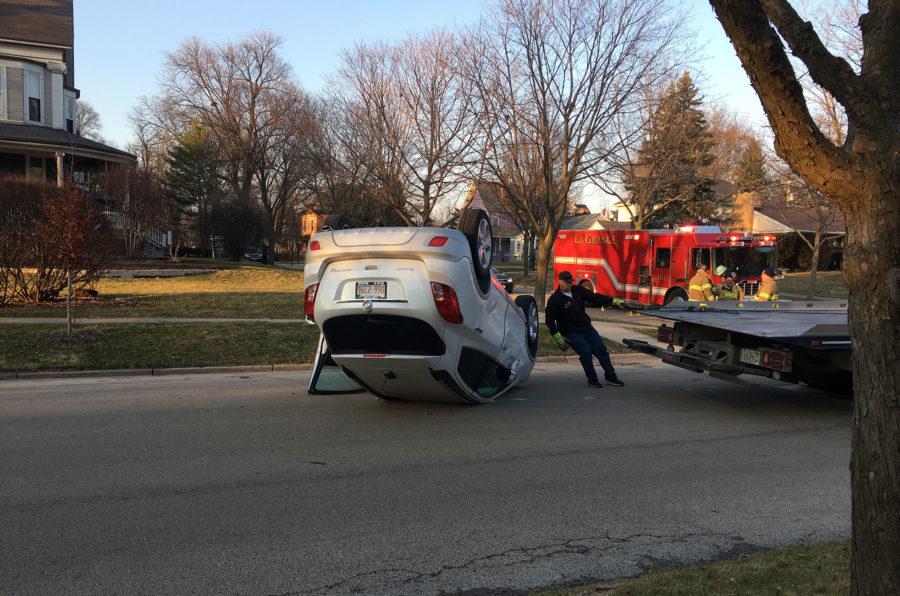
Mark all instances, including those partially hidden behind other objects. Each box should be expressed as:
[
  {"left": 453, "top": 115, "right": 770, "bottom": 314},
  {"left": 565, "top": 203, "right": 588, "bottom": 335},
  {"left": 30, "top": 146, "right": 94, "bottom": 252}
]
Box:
[
  {"left": 535, "top": 353, "right": 657, "bottom": 366},
  {"left": 0, "top": 354, "right": 655, "bottom": 382},
  {"left": 2, "top": 363, "right": 314, "bottom": 381}
]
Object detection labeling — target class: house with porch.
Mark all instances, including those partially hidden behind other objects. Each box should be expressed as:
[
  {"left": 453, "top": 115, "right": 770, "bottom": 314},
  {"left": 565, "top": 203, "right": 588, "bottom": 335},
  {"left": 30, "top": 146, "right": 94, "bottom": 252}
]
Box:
[{"left": 0, "top": 0, "right": 133, "bottom": 185}]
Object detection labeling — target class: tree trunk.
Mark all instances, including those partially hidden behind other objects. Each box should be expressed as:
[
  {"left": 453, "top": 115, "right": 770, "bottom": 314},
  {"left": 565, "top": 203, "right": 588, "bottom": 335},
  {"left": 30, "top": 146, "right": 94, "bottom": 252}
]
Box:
[
  {"left": 806, "top": 229, "right": 821, "bottom": 301},
  {"left": 522, "top": 231, "right": 530, "bottom": 280},
  {"left": 65, "top": 270, "right": 72, "bottom": 335},
  {"left": 533, "top": 228, "right": 556, "bottom": 309},
  {"left": 844, "top": 194, "right": 900, "bottom": 595}
]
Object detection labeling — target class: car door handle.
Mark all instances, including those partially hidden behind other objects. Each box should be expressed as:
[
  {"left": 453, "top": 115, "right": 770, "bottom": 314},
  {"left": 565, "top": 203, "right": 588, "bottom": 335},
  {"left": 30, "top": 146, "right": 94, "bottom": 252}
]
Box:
[{"left": 474, "top": 327, "right": 483, "bottom": 334}]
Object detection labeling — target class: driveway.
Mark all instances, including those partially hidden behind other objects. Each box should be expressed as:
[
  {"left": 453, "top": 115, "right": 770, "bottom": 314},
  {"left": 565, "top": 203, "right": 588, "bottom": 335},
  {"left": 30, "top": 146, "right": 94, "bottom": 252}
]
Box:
[{"left": 0, "top": 363, "right": 850, "bottom": 594}]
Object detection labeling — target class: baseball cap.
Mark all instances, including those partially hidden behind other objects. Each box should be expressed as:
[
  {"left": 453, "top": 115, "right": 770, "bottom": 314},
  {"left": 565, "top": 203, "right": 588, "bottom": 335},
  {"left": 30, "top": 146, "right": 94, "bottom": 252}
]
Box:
[
  {"left": 558, "top": 270, "right": 574, "bottom": 282},
  {"left": 763, "top": 268, "right": 776, "bottom": 277}
]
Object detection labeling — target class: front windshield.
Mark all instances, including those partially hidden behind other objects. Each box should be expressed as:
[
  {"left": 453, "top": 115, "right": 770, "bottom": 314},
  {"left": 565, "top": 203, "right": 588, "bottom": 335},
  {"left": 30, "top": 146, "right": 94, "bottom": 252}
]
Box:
[{"left": 713, "top": 246, "right": 775, "bottom": 277}]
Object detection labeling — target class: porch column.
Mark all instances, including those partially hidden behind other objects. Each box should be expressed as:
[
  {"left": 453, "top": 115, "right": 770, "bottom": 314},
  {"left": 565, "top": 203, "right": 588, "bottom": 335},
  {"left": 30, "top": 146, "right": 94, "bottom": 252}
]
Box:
[{"left": 55, "top": 151, "right": 65, "bottom": 187}]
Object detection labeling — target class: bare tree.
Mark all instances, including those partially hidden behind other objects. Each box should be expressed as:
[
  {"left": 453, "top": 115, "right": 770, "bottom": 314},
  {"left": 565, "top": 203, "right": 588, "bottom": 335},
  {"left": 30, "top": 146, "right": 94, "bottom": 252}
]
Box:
[
  {"left": 464, "top": 0, "right": 685, "bottom": 304},
  {"left": 767, "top": 162, "right": 844, "bottom": 299},
  {"left": 75, "top": 100, "right": 103, "bottom": 141},
  {"left": 330, "top": 30, "right": 476, "bottom": 226},
  {"left": 709, "top": 1, "right": 899, "bottom": 591},
  {"left": 143, "top": 32, "right": 316, "bottom": 261}
]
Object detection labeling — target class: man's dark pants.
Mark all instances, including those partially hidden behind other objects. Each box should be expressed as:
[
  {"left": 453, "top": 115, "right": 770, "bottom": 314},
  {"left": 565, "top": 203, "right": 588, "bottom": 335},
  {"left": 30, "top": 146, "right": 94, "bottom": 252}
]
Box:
[{"left": 564, "top": 328, "right": 617, "bottom": 384}]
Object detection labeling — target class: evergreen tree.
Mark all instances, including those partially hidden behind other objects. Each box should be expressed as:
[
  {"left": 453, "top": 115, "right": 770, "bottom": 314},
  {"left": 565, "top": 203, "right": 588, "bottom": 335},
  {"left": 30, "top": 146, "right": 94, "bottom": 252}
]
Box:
[
  {"left": 734, "top": 137, "right": 770, "bottom": 193},
  {"left": 163, "top": 122, "right": 220, "bottom": 255},
  {"left": 625, "top": 72, "right": 730, "bottom": 228}
]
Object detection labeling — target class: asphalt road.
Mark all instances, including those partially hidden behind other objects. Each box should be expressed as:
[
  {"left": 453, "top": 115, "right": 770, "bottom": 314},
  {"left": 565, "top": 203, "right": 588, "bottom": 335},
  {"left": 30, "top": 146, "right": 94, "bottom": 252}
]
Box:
[{"left": 0, "top": 363, "right": 850, "bottom": 594}]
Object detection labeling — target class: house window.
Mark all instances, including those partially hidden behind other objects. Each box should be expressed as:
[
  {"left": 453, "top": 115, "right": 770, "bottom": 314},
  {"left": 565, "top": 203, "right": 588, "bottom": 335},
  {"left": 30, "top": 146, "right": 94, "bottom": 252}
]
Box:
[
  {"left": 65, "top": 96, "right": 76, "bottom": 133},
  {"left": 0, "top": 67, "right": 7, "bottom": 119},
  {"left": 24, "top": 69, "right": 43, "bottom": 124}
]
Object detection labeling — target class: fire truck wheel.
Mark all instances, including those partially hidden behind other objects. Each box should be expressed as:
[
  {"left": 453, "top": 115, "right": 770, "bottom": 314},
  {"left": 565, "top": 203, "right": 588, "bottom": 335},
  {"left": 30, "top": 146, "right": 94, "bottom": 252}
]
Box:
[
  {"left": 457, "top": 208, "right": 493, "bottom": 282},
  {"left": 514, "top": 295, "right": 539, "bottom": 359},
  {"left": 664, "top": 287, "right": 688, "bottom": 304}
]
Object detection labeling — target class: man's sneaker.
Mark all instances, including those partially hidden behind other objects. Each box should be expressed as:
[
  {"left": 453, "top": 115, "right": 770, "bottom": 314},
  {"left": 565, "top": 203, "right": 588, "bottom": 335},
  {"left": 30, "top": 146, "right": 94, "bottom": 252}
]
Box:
[
  {"left": 605, "top": 377, "right": 625, "bottom": 387},
  {"left": 588, "top": 381, "right": 603, "bottom": 389}
]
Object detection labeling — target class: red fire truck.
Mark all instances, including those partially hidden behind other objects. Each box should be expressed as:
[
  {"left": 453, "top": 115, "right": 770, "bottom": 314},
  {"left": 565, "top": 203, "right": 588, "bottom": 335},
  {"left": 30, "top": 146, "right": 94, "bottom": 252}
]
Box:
[{"left": 553, "top": 225, "right": 777, "bottom": 305}]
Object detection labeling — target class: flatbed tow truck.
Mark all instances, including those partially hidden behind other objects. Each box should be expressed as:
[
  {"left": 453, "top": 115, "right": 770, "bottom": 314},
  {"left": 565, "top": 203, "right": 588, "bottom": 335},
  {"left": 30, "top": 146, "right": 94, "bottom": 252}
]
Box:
[{"left": 623, "top": 300, "right": 852, "bottom": 392}]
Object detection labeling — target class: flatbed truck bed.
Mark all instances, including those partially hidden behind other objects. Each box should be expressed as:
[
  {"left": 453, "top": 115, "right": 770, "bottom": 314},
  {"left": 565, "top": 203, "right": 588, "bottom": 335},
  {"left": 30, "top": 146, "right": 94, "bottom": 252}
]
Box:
[{"left": 623, "top": 300, "right": 852, "bottom": 391}]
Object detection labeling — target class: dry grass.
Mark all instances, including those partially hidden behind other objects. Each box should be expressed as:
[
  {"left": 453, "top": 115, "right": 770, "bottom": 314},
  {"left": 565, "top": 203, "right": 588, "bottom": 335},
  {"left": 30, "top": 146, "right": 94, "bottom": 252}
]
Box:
[
  {"left": 778, "top": 271, "right": 847, "bottom": 299},
  {"left": 538, "top": 540, "right": 849, "bottom": 596},
  {"left": 0, "top": 263, "right": 305, "bottom": 319}
]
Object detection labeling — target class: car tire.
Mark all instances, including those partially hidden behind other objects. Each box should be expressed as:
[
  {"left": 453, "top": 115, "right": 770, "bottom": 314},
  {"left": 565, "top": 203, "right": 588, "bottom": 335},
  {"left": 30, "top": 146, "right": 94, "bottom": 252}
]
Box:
[
  {"left": 457, "top": 209, "right": 492, "bottom": 282},
  {"left": 514, "top": 295, "right": 539, "bottom": 359},
  {"left": 322, "top": 214, "right": 352, "bottom": 230}
]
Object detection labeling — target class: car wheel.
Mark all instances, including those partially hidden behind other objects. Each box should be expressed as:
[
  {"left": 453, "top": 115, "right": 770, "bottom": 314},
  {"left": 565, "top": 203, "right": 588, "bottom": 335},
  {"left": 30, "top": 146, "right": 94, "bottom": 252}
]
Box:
[
  {"left": 457, "top": 209, "right": 492, "bottom": 282},
  {"left": 514, "top": 295, "right": 539, "bottom": 359},
  {"left": 322, "top": 214, "right": 352, "bottom": 230}
]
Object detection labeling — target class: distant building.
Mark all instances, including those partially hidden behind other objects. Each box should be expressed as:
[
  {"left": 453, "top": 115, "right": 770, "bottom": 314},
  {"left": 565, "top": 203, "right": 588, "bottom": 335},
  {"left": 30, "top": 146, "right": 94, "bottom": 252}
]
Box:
[{"left": 0, "top": 0, "right": 133, "bottom": 184}]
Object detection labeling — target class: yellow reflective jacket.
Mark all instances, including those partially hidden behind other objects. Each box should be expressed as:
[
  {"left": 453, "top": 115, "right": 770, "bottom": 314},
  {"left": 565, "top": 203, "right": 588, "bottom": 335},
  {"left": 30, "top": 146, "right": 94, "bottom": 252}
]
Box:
[
  {"left": 688, "top": 270, "right": 714, "bottom": 302},
  {"left": 756, "top": 275, "right": 777, "bottom": 301}
]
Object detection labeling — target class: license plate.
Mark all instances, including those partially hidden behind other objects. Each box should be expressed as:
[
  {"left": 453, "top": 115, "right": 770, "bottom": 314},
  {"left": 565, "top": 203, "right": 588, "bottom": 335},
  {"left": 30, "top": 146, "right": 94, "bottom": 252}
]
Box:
[
  {"left": 356, "top": 281, "right": 387, "bottom": 300},
  {"left": 740, "top": 348, "right": 761, "bottom": 366}
]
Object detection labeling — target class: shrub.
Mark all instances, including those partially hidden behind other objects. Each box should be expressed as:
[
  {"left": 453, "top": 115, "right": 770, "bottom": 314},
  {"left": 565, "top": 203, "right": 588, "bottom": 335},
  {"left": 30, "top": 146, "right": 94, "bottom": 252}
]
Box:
[{"left": 0, "top": 177, "right": 112, "bottom": 303}]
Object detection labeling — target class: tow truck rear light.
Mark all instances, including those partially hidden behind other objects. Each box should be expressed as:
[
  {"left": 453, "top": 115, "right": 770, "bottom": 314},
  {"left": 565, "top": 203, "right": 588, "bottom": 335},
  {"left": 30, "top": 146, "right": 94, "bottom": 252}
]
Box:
[
  {"left": 428, "top": 236, "right": 449, "bottom": 247},
  {"left": 310, "top": 240, "right": 321, "bottom": 251},
  {"left": 430, "top": 281, "right": 463, "bottom": 324},
  {"left": 304, "top": 283, "right": 318, "bottom": 321}
]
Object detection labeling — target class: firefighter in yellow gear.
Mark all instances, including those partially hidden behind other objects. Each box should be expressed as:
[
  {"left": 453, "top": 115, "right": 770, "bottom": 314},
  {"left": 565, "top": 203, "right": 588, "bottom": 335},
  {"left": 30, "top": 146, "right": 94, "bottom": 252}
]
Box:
[
  {"left": 688, "top": 264, "right": 715, "bottom": 302},
  {"left": 756, "top": 268, "right": 779, "bottom": 301},
  {"left": 715, "top": 270, "right": 744, "bottom": 300}
]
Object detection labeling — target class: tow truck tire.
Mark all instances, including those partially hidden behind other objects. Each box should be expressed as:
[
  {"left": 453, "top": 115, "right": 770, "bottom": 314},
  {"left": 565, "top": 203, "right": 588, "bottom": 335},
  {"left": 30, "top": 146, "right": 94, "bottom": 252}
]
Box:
[
  {"left": 664, "top": 287, "right": 688, "bottom": 304},
  {"left": 515, "top": 295, "right": 539, "bottom": 359}
]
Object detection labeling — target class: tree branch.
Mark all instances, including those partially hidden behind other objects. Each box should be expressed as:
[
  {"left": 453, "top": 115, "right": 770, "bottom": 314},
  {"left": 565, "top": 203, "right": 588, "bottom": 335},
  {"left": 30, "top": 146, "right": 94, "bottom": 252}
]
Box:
[
  {"left": 709, "top": 0, "right": 860, "bottom": 204},
  {"left": 761, "top": 0, "right": 865, "bottom": 121}
]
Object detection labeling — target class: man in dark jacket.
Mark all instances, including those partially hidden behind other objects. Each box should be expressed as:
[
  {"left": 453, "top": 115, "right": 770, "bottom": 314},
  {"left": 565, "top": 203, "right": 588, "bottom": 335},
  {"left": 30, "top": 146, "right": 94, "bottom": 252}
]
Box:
[{"left": 545, "top": 270, "right": 626, "bottom": 388}]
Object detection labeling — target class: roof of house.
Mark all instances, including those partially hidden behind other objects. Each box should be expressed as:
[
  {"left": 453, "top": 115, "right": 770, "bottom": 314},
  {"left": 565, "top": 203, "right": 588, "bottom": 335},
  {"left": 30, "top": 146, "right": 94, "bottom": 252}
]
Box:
[
  {"left": 0, "top": 123, "right": 135, "bottom": 161},
  {"left": 756, "top": 205, "right": 846, "bottom": 234},
  {"left": 559, "top": 215, "right": 634, "bottom": 231},
  {"left": 0, "top": 0, "right": 73, "bottom": 48}
]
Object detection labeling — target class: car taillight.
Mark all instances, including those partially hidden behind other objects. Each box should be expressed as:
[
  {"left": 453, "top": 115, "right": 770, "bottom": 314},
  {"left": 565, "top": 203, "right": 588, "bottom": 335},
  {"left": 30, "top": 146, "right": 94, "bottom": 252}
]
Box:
[
  {"left": 428, "top": 236, "right": 449, "bottom": 247},
  {"left": 304, "top": 283, "right": 318, "bottom": 321},
  {"left": 430, "top": 281, "right": 463, "bottom": 324},
  {"left": 310, "top": 240, "right": 321, "bottom": 251}
]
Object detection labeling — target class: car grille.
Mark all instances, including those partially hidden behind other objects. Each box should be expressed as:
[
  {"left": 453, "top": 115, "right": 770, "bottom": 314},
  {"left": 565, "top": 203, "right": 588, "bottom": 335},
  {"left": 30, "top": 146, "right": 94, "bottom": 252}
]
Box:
[
  {"left": 322, "top": 315, "right": 446, "bottom": 356},
  {"left": 738, "top": 281, "right": 759, "bottom": 296}
]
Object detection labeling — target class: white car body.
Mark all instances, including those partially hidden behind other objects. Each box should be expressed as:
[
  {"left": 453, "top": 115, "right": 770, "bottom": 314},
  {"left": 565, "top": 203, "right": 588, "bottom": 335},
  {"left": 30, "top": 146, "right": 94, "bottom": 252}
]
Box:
[{"left": 304, "top": 226, "right": 537, "bottom": 403}]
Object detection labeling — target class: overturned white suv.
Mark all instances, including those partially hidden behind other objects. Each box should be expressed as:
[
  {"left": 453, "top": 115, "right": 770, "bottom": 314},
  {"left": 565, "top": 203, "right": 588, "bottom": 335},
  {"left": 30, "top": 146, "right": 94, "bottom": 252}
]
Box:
[{"left": 303, "top": 209, "right": 539, "bottom": 404}]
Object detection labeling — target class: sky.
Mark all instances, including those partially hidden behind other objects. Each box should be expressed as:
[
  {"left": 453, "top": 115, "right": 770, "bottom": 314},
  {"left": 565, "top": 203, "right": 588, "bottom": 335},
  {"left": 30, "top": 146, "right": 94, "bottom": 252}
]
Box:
[{"left": 73, "top": 0, "right": 770, "bottom": 211}]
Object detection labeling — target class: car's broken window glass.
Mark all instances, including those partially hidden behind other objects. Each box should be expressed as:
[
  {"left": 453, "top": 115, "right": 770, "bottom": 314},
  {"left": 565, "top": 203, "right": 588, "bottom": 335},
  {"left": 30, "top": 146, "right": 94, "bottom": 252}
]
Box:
[{"left": 308, "top": 334, "right": 364, "bottom": 395}]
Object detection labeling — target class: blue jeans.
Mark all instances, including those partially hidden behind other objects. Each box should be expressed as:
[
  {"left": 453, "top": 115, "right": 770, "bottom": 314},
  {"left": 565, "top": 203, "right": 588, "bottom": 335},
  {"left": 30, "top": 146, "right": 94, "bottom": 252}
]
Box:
[{"left": 565, "top": 328, "right": 617, "bottom": 384}]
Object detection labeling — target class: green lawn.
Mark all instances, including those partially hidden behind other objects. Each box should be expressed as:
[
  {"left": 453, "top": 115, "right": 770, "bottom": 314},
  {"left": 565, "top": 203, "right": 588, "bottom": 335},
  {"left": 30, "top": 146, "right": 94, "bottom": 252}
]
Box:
[
  {"left": 0, "top": 263, "right": 306, "bottom": 319},
  {"left": 778, "top": 271, "right": 847, "bottom": 299},
  {"left": 537, "top": 328, "right": 634, "bottom": 356},
  {"left": 539, "top": 540, "right": 849, "bottom": 596},
  {"left": 0, "top": 322, "right": 320, "bottom": 372}
]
